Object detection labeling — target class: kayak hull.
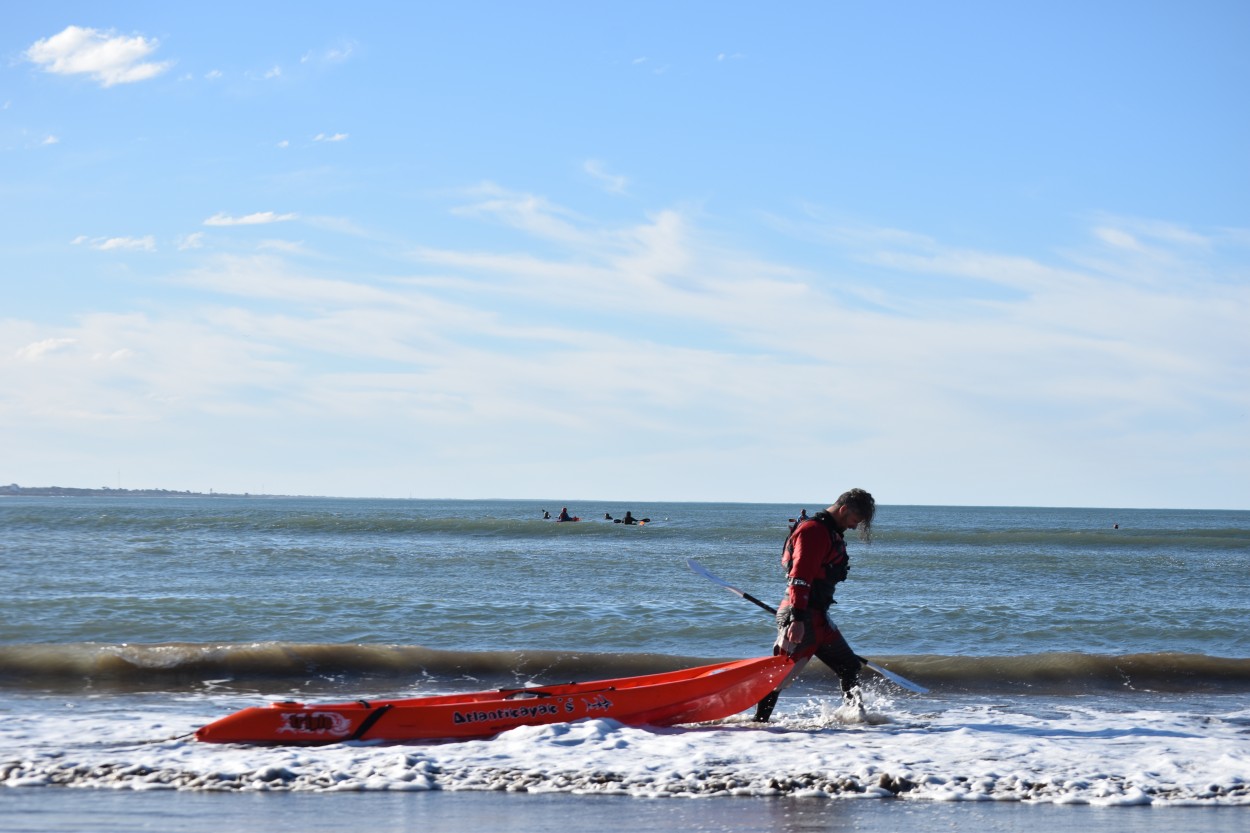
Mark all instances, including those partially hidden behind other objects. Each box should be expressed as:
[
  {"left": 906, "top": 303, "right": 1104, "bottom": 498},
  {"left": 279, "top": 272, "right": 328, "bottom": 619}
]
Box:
[{"left": 195, "top": 654, "right": 791, "bottom": 744}]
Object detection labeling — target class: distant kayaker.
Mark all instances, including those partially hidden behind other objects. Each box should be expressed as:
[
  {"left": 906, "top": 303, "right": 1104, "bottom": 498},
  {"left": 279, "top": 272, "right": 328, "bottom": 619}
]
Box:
[
  {"left": 754, "top": 488, "right": 876, "bottom": 722},
  {"left": 558, "top": 507, "right": 575, "bottom": 522},
  {"left": 622, "top": 511, "right": 637, "bottom": 524},
  {"left": 788, "top": 508, "right": 809, "bottom": 532}
]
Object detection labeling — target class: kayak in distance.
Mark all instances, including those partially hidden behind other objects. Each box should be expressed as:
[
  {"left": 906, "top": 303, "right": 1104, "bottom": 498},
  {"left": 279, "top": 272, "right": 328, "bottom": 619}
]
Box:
[
  {"left": 607, "top": 511, "right": 650, "bottom": 525},
  {"left": 195, "top": 654, "right": 792, "bottom": 745}
]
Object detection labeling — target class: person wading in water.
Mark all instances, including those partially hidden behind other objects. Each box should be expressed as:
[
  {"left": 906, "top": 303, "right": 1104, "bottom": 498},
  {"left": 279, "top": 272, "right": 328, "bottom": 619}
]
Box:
[{"left": 754, "top": 488, "right": 876, "bottom": 722}]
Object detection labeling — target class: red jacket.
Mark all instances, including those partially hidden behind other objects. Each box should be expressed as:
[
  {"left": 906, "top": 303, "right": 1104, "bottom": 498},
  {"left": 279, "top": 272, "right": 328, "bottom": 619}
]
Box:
[{"left": 781, "top": 514, "right": 849, "bottom": 613}]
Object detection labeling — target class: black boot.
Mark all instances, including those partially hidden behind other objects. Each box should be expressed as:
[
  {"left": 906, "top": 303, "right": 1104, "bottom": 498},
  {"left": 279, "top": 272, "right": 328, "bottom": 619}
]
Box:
[{"left": 753, "top": 690, "right": 780, "bottom": 722}]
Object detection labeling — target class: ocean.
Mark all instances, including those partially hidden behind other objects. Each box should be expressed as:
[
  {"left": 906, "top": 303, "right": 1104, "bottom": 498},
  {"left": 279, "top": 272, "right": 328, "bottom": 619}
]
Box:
[{"left": 2, "top": 496, "right": 1248, "bottom": 831}]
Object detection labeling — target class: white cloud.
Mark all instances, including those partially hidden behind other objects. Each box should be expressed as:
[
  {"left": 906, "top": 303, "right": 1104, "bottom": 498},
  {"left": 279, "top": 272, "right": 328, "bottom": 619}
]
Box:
[
  {"left": 92, "top": 348, "right": 135, "bottom": 362},
  {"left": 25, "top": 26, "right": 173, "bottom": 87},
  {"left": 101, "top": 235, "right": 155, "bottom": 251},
  {"left": 177, "top": 232, "right": 205, "bottom": 250},
  {"left": 203, "top": 212, "right": 298, "bottom": 227},
  {"left": 584, "top": 159, "right": 628, "bottom": 195},
  {"left": 257, "top": 239, "right": 311, "bottom": 255},
  {"left": 1093, "top": 226, "right": 1143, "bottom": 251},
  {"left": 324, "top": 44, "right": 356, "bottom": 63},
  {"left": 72, "top": 235, "right": 156, "bottom": 251},
  {"left": 302, "top": 42, "right": 357, "bottom": 64},
  {"left": 450, "top": 182, "right": 590, "bottom": 245},
  {"left": 42, "top": 135, "right": 59, "bottom": 145},
  {"left": 1096, "top": 214, "right": 1212, "bottom": 249},
  {"left": 16, "top": 338, "right": 77, "bottom": 360},
  {"left": 9, "top": 193, "right": 1249, "bottom": 507},
  {"left": 313, "top": 132, "right": 349, "bottom": 142}
]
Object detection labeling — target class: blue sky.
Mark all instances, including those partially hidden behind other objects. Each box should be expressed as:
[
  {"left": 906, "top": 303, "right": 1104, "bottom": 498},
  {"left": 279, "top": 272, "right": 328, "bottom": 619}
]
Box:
[{"left": 3, "top": 2, "right": 1248, "bottom": 508}]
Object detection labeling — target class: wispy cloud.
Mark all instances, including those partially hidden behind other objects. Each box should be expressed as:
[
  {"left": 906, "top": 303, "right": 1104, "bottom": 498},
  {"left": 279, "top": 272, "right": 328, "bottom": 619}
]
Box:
[
  {"left": 26, "top": 26, "right": 173, "bottom": 87},
  {"left": 1098, "top": 215, "right": 1212, "bottom": 249},
  {"left": 450, "top": 183, "right": 589, "bottom": 245},
  {"left": 584, "top": 160, "right": 629, "bottom": 195},
  {"left": 72, "top": 235, "right": 156, "bottom": 251},
  {"left": 177, "top": 232, "right": 205, "bottom": 250},
  {"left": 11, "top": 189, "right": 1249, "bottom": 505},
  {"left": 257, "top": 239, "right": 312, "bottom": 255},
  {"left": 15, "top": 338, "right": 77, "bottom": 360},
  {"left": 313, "top": 132, "right": 349, "bottom": 143},
  {"left": 302, "top": 42, "right": 357, "bottom": 64},
  {"left": 203, "top": 212, "right": 298, "bottom": 227}
]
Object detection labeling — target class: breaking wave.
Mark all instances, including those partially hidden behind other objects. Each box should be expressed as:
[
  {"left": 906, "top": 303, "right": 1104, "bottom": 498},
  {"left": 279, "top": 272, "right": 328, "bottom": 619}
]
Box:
[{"left": 2, "top": 642, "right": 1248, "bottom": 695}]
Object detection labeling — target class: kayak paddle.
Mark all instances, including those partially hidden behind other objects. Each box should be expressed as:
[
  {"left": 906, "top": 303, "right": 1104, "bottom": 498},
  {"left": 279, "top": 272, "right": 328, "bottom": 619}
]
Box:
[{"left": 686, "top": 558, "right": 929, "bottom": 694}]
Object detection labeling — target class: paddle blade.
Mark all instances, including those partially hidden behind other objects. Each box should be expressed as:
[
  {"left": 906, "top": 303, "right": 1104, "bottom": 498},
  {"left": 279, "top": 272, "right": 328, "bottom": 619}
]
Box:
[
  {"left": 865, "top": 661, "right": 929, "bottom": 694},
  {"left": 686, "top": 558, "right": 742, "bottom": 593}
]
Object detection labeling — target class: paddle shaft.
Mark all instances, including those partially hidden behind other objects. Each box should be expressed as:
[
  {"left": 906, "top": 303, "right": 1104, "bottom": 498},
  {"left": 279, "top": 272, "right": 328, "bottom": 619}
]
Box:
[{"left": 738, "top": 590, "right": 777, "bottom": 616}]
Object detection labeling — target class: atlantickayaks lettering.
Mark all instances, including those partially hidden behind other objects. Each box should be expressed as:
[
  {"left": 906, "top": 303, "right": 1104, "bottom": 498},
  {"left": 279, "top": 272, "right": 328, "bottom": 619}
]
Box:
[
  {"left": 453, "top": 702, "right": 563, "bottom": 725},
  {"left": 451, "top": 694, "right": 617, "bottom": 725}
]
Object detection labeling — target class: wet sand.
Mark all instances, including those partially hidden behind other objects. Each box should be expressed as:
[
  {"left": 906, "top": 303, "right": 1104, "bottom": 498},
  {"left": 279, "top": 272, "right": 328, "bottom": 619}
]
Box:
[{"left": 2, "top": 787, "right": 1245, "bottom": 833}]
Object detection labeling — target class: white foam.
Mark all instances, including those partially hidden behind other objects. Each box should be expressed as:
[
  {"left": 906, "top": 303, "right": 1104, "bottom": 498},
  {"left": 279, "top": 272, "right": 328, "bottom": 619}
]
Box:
[{"left": 3, "top": 689, "right": 1248, "bottom": 805}]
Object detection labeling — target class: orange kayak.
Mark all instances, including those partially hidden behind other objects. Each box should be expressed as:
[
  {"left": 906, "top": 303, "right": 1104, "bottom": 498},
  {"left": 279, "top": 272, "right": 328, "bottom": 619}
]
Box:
[{"left": 196, "top": 654, "right": 791, "bottom": 744}]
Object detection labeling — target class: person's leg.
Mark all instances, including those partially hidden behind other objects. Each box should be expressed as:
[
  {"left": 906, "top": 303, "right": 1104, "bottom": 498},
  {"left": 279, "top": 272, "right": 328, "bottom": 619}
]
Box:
[
  {"left": 752, "top": 656, "right": 810, "bottom": 722},
  {"left": 814, "top": 627, "right": 862, "bottom": 700},
  {"left": 752, "top": 690, "right": 780, "bottom": 722}
]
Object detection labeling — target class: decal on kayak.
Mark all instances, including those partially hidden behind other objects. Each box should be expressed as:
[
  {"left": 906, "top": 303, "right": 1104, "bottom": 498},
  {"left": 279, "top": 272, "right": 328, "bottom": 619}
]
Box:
[
  {"left": 583, "top": 695, "right": 612, "bottom": 712},
  {"left": 451, "top": 694, "right": 615, "bottom": 725},
  {"left": 278, "top": 711, "right": 353, "bottom": 736},
  {"left": 452, "top": 702, "right": 562, "bottom": 725}
]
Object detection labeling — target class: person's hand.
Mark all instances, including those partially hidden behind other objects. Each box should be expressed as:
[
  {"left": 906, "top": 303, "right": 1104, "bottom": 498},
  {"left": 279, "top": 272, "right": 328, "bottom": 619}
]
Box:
[{"left": 775, "top": 619, "right": 805, "bottom": 656}]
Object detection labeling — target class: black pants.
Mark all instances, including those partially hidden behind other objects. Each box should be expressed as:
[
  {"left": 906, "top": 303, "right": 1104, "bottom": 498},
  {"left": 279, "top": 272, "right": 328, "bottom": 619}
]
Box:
[{"left": 754, "top": 610, "right": 861, "bottom": 721}]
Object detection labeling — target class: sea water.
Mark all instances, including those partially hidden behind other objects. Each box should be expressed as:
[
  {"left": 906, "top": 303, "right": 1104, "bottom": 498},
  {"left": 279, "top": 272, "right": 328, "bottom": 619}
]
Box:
[{"left": 2, "top": 497, "right": 1248, "bottom": 830}]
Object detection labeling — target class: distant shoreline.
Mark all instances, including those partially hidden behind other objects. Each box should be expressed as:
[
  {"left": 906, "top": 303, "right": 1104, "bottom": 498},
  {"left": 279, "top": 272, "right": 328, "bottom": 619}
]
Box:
[{"left": 1, "top": 485, "right": 273, "bottom": 498}]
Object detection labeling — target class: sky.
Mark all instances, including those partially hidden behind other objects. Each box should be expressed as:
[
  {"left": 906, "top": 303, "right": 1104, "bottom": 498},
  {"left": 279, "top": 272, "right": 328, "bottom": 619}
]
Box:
[{"left": 2, "top": 2, "right": 1248, "bottom": 509}]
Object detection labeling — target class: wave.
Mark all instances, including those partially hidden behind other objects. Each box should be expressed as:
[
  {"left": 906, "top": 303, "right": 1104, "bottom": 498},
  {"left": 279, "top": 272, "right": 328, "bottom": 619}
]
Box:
[
  {"left": 877, "top": 652, "right": 1250, "bottom": 694},
  {"left": 1, "top": 643, "right": 1248, "bottom": 695},
  {"left": 0, "top": 643, "right": 719, "bottom": 694}
]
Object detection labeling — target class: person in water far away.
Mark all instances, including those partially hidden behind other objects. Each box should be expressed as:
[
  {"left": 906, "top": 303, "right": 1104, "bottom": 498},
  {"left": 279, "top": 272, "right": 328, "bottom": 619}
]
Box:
[
  {"left": 789, "top": 508, "right": 809, "bottom": 532},
  {"left": 754, "top": 488, "right": 876, "bottom": 722}
]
